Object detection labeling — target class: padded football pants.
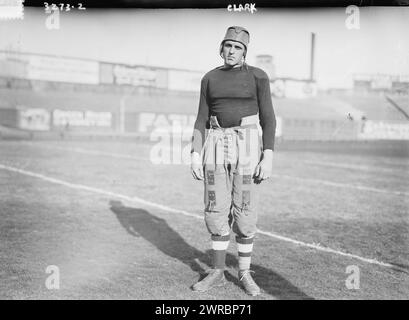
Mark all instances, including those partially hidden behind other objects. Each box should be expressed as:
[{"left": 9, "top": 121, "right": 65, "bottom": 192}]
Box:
[{"left": 201, "top": 115, "right": 262, "bottom": 238}]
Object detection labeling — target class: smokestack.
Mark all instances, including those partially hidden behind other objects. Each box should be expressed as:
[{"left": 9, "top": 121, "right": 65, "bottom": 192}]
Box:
[{"left": 310, "top": 32, "right": 315, "bottom": 81}]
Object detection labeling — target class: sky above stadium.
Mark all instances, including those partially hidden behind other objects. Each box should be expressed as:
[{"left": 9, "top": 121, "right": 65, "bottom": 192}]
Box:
[{"left": 0, "top": 6, "right": 408, "bottom": 88}]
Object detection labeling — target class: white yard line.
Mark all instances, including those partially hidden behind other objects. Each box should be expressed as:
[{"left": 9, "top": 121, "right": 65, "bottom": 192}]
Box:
[
  {"left": 0, "top": 163, "right": 396, "bottom": 269},
  {"left": 304, "top": 160, "right": 409, "bottom": 175},
  {"left": 21, "top": 143, "right": 148, "bottom": 162},
  {"left": 271, "top": 174, "right": 409, "bottom": 197},
  {"left": 19, "top": 142, "right": 409, "bottom": 197}
]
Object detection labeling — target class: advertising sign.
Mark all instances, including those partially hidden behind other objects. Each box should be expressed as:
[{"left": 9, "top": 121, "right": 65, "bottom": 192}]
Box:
[
  {"left": 360, "top": 121, "right": 409, "bottom": 140},
  {"left": 53, "top": 110, "right": 112, "bottom": 127},
  {"left": 371, "top": 75, "right": 392, "bottom": 89},
  {"left": 26, "top": 55, "right": 99, "bottom": 84},
  {"left": 18, "top": 108, "right": 50, "bottom": 131},
  {"left": 167, "top": 70, "right": 202, "bottom": 92},
  {"left": 138, "top": 112, "right": 195, "bottom": 136},
  {"left": 114, "top": 65, "right": 157, "bottom": 87}
]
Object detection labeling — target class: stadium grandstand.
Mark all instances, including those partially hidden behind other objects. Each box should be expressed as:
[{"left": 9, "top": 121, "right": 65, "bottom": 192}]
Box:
[{"left": 0, "top": 50, "right": 408, "bottom": 142}]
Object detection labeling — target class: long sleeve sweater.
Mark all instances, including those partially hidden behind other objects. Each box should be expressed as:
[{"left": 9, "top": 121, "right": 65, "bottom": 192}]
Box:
[{"left": 191, "top": 64, "right": 277, "bottom": 154}]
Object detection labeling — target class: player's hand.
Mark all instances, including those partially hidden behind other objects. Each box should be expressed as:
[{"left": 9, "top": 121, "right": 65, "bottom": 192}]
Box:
[
  {"left": 190, "top": 151, "right": 204, "bottom": 180},
  {"left": 253, "top": 149, "right": 273, "bottom": 184}
]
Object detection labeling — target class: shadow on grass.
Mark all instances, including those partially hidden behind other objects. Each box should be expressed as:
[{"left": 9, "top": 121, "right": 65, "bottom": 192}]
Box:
[{"left": 110, "top": 200, "right": 313, "bottom": 300}]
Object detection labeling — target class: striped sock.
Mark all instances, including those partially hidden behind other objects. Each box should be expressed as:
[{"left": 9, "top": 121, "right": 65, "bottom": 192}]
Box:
[
  {"left": 211, "top": 234, "right": 230, "bottom": 269},
  {"left": 236, "top": 236, "right": 254, "bottom": 270}
]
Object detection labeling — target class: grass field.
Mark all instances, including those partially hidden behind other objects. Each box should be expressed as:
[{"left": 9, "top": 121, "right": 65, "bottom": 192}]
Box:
[{"left": 0, "top": 139, "right": 408, "bottom": 300}]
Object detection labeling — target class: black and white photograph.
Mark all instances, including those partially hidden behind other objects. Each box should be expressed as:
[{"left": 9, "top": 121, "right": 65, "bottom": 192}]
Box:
[{"left": 0, "top": 0, "right": 408, "bottom": 305}]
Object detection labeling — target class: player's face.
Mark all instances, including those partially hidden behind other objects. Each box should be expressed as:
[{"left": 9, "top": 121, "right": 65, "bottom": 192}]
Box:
[{"left": 222, "top": 40, "right": 245, "bottom": 67}]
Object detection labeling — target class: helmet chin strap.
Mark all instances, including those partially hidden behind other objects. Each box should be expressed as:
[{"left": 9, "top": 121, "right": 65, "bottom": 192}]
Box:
[
  {"left": 223, "top": 61, "right": 244, "bottom": 69},
  {"left": 222, "top": 54, "right": 246, "bottom": 68},
  {"left": 232, "top": 61, "right": 243, "bottom": 68}
]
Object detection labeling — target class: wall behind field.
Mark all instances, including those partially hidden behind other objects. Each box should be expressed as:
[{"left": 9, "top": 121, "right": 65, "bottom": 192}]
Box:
[{"left": 0, "top": 51, "right": 408, "bottom": 141}]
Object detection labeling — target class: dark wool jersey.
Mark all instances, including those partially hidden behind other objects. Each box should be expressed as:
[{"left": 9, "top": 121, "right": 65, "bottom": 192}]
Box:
[{"left": 192, "top": 64, "right": 276, "bottom": 154}]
